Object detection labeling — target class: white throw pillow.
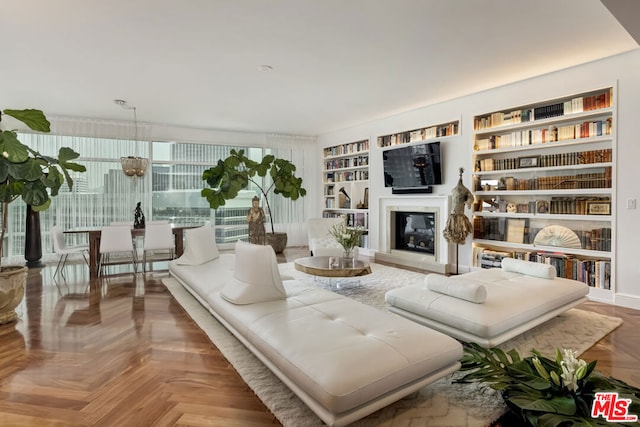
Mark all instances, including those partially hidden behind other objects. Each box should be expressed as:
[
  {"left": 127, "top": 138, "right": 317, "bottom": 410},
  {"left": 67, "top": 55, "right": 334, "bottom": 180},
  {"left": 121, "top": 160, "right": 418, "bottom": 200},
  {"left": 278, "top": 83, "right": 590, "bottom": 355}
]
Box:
[
  {"left": 501, "top": 257, "right": 556, "bottom": 279},
  {"left": 175, "top": 225, "right": 219, "bottom": 265},
  {"left": 221, "top": 241, "right": 287, "bottom": 305},
  {"left": 425, "top": 274, "right": 487, "bottom": 304}
]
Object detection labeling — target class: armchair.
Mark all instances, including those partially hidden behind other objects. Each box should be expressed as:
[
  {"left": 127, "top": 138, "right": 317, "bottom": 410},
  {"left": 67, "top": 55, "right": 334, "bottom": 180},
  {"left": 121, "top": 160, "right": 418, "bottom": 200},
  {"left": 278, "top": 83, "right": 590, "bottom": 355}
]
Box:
[{"left": 307, "top": 217, "right": 352, "bottom": 257}]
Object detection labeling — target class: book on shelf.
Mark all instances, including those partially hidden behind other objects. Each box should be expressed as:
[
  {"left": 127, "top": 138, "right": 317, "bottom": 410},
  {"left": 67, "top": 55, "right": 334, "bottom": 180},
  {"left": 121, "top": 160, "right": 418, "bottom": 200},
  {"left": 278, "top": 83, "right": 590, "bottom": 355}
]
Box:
[
  {"left": 474, "top": 221, "right": 610, "bottom": 251},
  {"left": 377, "top": 122, "right": 458, "bottom": 147},
  {"left": 409, "top": 130, "right": 423, "bottom": 142},
  {"left": 474, "top": 119, "right": 611, "bottom": 150},
  {"left": 323, "top": 140, "right": 369, "bottom": 157},
  {"left": 337, "top": 212, "right": 368, "bottom": 229},
  {"left": 477, "top": 249, "right": 512, "bottom": 269},
  {"left": 359, "top": 234, "right": 369, "bottom": 249},
  {"left": 473, "top": 247, "right": 611, "bottom": 288},
  {"left": 473, "top": 88, "right": 612, "bottom": 131},
  {"left": 353, "top": 211, "right": 367, "bottom": 228},
  {"left": 475, "top": 149, "right": 612, "bottom": 172}
]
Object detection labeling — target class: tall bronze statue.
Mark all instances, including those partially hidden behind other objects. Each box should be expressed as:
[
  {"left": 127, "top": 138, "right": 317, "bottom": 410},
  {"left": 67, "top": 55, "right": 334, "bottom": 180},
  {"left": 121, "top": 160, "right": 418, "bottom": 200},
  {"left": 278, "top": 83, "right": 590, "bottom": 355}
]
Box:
[{"left": 247, "top": 196, "right": 266, "bottom": 244}]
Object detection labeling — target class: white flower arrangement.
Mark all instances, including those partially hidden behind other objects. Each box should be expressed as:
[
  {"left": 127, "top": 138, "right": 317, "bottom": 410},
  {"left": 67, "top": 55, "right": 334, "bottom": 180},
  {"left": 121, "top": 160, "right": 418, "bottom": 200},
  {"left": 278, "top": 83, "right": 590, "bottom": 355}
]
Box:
[{"left": 328, "top": 222, "right": 364, "bottom": 257}]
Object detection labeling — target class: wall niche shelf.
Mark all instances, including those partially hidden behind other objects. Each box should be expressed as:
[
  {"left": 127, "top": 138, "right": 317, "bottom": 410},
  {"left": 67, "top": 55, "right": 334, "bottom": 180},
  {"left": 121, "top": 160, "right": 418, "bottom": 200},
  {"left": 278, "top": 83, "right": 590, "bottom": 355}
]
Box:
[
  {"left": 377, "top": 119, "right": 459, "bottom": 148},
  {"left": 471, "top": 87, "right": 615, "bottom": 302}
]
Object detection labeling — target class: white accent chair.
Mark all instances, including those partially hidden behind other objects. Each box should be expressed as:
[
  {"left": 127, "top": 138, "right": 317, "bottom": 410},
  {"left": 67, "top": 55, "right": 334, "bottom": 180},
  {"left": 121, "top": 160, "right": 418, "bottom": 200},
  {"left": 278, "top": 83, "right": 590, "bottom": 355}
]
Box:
[
  {"left": 98, "top": 226, "right": 138, "bottom": 276},
  {"left": 110, "top": 220, "right": 142, "bottom": 252},
  {"left": 308, "top": 217, "right": 351, "bottom": 257},
  {"left": 142, "top": 223, "right": 176, "bottom": 272},
  {"left": 51, "top": 226, "right": 89, "bottom": 279}
]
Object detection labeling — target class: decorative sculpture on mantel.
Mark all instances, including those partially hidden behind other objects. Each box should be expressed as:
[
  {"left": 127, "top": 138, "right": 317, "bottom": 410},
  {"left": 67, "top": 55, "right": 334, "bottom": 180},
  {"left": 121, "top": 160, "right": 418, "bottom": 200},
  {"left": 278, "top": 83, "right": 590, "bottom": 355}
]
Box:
[
  {"left": 134, "top": 201, "right": 145, "bottom": 229},
  {"left": 444, "top": 167, "right": 474, "bottom": 274}
]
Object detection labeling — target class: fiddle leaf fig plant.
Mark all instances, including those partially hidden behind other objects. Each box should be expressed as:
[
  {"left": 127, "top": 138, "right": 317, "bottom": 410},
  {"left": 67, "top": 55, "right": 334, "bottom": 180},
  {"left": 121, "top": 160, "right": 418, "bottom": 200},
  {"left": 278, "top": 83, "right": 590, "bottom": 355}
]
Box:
[
  {"left": 0, "top": 108, "right": 86, "bottom": 269},
  {"left": 201, "top": 148, "right": 306, "bottom": 234}
]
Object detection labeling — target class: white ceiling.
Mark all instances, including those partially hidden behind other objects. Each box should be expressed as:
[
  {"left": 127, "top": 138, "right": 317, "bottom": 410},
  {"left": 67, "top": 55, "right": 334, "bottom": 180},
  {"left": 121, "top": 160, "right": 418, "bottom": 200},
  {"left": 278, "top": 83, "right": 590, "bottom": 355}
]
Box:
[{"left": 2, "top": 0, "right": 638, "bottom": 136}]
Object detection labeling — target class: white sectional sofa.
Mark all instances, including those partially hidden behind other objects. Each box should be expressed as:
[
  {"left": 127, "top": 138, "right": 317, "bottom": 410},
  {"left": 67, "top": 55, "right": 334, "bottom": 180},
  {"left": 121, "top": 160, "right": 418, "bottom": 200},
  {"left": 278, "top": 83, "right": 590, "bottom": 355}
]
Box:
[
  {"left": 385, "top": 258, "right": 590, "bottom": 347},
  {"left": 169, "top": 227, "right": 463, "bottom": 426}
]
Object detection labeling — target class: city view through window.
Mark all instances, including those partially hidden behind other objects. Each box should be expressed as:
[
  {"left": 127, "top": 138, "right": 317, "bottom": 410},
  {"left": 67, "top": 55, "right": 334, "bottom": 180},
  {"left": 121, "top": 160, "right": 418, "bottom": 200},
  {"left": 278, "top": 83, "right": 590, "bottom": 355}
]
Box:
[{"left": 2, "top": 134, "right": 269, "bottom": 263}]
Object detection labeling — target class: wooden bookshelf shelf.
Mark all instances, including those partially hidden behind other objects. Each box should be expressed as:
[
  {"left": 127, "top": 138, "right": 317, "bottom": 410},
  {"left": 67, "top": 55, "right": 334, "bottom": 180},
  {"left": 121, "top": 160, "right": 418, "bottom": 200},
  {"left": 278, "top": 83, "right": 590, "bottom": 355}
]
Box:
[{"left": 471, "top": 86, "right": 616, "bottom": 300}]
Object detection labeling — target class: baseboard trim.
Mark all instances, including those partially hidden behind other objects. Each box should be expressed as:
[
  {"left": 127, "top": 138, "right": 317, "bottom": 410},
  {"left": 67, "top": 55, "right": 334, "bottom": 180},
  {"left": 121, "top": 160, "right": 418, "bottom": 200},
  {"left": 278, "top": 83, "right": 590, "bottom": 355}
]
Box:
[{"left": 613, "top": 293, "right": 640, "bottom": 310}]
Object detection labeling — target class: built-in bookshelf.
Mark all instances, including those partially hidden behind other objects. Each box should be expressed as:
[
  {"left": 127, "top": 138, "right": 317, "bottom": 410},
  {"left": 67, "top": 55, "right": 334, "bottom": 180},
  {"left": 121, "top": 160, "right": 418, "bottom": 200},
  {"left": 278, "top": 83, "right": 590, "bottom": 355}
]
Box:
[
  {"left": 322, "top": 139, "right": 370, "bottom": 248},
  {"left": 377, "top": 120, "right": 459, "bottom": 148},
  {"left": 471, "top": 87, "right": 615, "bottom": 302}
]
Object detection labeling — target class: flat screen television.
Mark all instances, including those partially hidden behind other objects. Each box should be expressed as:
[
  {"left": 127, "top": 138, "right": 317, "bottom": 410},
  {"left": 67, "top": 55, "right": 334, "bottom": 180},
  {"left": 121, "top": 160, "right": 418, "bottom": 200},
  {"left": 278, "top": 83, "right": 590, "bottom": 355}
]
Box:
[{"left": 382, "top": 141, "right": 442, "bottom": 193}]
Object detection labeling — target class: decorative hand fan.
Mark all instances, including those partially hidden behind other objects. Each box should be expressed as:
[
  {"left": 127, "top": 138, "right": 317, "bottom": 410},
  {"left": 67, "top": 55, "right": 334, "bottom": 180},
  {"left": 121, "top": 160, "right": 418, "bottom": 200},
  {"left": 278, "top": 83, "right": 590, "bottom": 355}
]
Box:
[{"left": 533, "top": 225, "right": 582, "bottom": 249}]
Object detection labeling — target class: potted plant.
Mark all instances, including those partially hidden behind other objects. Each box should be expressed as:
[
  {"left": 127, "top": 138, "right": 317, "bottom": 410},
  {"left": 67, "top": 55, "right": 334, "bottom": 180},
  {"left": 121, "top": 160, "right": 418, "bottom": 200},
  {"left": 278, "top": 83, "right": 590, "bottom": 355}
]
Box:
[
  {"left": 0, "top": 108, "right": 86, "bottom": 323},
  {"left": 201, "top": 148, "right": 306, "bottom": 253},
  {"left": 457, "top": 343, "right": 640, "bottom": 426}
]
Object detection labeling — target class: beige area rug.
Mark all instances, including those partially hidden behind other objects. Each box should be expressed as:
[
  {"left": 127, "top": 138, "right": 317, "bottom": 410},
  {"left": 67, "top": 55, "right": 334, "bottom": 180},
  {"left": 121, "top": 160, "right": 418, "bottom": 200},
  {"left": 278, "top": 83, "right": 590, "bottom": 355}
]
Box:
[{"left": 162, "top": 262, "right": 623, "bottom": 427}]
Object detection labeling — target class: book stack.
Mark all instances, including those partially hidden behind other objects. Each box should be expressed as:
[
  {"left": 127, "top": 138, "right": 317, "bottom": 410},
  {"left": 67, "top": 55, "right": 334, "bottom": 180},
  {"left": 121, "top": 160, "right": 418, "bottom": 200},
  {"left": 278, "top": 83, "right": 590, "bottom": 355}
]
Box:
[
  {"left": 549, "top": 196, "right": 611, "bottom": 215},
  {"left": 478, "top": 250, "right": 511, "bottom": 269},
  {"left": 535, "top": 170, "right": 611, "bottom": 190},
  {"left": 533, "top": 102, "right": 564, "bottom": 120},
  {"left": 474, "top": 217, "right": 506, "bottom": 241}
]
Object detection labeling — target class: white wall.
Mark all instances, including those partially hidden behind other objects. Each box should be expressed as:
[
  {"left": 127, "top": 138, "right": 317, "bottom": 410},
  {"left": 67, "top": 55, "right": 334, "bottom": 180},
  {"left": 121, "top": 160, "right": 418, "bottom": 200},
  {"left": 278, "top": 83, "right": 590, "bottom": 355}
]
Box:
[{"left": 317, "top": 49, "right": 640, "bottom": 309}]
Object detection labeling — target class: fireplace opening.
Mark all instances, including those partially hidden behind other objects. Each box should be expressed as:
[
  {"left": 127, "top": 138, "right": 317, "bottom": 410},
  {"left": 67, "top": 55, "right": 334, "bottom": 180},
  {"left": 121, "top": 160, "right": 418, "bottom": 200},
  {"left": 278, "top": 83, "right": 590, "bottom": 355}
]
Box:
[{"left": 393, "top": 211, "right": 436, "bottom": 255}]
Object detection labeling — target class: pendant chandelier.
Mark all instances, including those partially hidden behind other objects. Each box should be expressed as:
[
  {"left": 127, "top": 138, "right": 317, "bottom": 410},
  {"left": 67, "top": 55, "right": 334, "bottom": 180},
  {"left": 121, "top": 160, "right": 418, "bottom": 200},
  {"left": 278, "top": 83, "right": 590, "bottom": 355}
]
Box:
[
  {"left": 120, "top": 155, "right": 148, "bottom": 177},
  {"left": 115, "top": 99, "right": 148, "bottom": 177}
]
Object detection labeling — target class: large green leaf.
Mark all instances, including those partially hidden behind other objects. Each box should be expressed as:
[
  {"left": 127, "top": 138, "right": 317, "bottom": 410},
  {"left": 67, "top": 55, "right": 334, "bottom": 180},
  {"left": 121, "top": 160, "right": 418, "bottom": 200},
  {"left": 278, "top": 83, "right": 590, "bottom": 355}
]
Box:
[
  {"left": 509, "top": 394, "right": 576, "bottom": 415},
  {"left": 201, "top": 188, "right": 227, "bottom": 209},
  {"left": 254, "top": 154, "right": 274, "bottom": 177},
  {"left": 507, "top": 361, "right": 552, "bottom": 390},
  {"left": 60, "top": 160, "right": 85, "bottom": 173},
  {"left": 225, "top": 155, "right": 241, "bottom": 168},
  {"left": 0, "top": 130, "right": 30, "bottom": 163},
  {"left": 30, "top": 198, "right": 51, "bottom": 212},
  {"left": 0, "top": 160, "right": 8, "bottom": 182},
  {"left": 45, "top": 167, "right": 65, "bottom": 196},
  {"left": 489, "top": 347, "right": 512, "bottom": 367},
  {"left": 21, "top": 181, "right": 50, "bottom": 207},
  {"left": 3, "top": 109, "right": 51, "bottom": 132},
  {"left": 0, "top": 181, "right": 22, "bottom": 203},
  {"left": 9, "top": 158, "right": 44, "bottom": 181},
  {"left": 202, "top": 161, "right": 225, "bottom": 188},
  {"left": 57, "top": 146, "right": 80, "bottom": 162}
]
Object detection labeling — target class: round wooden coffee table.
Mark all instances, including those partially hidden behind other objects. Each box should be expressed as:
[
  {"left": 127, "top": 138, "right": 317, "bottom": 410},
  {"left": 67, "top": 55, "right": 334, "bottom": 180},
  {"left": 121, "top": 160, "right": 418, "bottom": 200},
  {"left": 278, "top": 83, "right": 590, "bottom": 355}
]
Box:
[{"left": 294, "top": 256, "right": 371, "bottom": 278}]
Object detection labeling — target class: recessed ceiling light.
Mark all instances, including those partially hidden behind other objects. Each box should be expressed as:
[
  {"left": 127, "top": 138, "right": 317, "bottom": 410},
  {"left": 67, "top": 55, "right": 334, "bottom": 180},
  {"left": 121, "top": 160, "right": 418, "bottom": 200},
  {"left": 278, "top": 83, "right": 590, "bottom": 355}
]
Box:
[{"left": 258, "top": 65, "right": 273, "bottom": 72}]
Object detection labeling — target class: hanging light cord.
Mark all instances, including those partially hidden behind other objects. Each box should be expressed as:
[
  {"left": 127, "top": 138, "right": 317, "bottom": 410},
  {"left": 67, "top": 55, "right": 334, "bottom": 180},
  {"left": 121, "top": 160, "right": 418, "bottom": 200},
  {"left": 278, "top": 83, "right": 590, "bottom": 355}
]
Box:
[
  {"left": 132, "top": 106, "right": 137, "bottom": 144},
  {"left": 114, "top": 99, "right": 137, "bottom": 143}
]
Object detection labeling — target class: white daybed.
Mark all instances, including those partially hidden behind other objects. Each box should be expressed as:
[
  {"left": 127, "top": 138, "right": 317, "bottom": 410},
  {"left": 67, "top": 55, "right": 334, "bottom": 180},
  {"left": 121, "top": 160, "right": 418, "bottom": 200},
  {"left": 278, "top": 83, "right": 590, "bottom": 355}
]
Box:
[
  {"left": 169, "top": 227, "right": 463, "bottom": 427},
  {"left": 385, "top": 258, "right": 589, "bottom": 347}
]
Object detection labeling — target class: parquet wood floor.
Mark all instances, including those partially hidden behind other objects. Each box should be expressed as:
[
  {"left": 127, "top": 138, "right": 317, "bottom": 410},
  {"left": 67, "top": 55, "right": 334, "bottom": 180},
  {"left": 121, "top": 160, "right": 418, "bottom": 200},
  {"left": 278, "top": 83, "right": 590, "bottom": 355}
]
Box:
[{"left": 0, "top": 247, "right": 637, "bottom": 426}]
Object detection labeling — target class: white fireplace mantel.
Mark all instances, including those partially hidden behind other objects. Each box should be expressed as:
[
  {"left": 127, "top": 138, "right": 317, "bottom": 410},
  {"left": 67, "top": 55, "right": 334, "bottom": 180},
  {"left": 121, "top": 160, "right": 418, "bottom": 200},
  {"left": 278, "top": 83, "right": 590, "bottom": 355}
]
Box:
[{"left": 375, "top": 195, "right": 450, "bottom": 274}]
